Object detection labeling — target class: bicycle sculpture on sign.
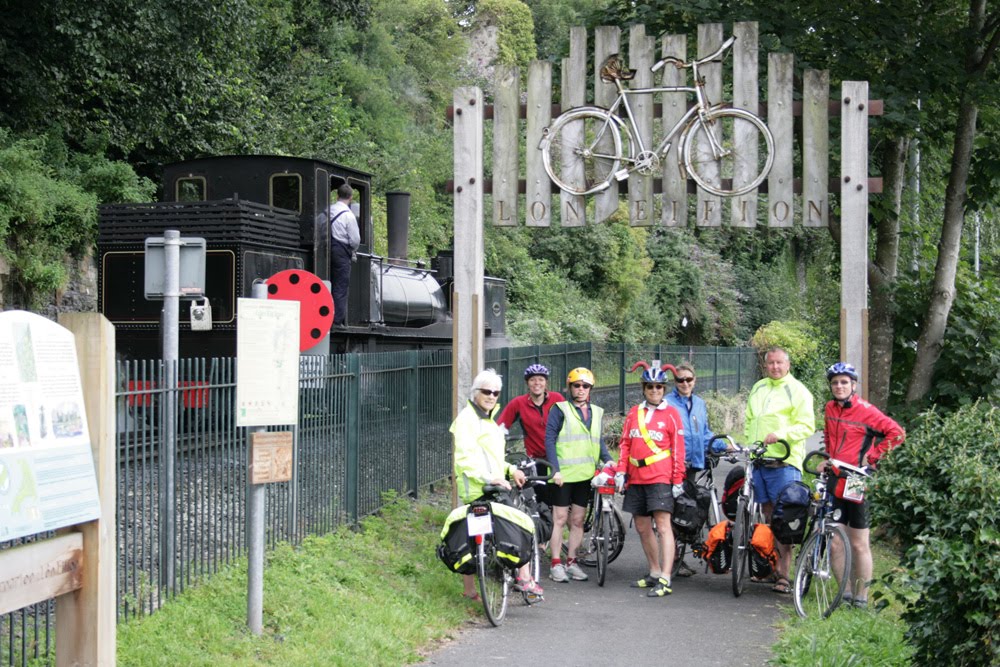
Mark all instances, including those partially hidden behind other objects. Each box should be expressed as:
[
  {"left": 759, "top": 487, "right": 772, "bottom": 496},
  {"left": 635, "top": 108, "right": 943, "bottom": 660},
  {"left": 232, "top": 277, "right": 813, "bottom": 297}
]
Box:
[{"left": 539, "top": 36, "right": 774, "bottom": 198}]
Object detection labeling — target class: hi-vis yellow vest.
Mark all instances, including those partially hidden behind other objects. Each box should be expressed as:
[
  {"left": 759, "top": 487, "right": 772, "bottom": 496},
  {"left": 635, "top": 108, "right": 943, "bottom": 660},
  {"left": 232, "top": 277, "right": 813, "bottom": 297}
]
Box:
[{"left": 554, "top": 402, "right": 603, "bottom": 483}]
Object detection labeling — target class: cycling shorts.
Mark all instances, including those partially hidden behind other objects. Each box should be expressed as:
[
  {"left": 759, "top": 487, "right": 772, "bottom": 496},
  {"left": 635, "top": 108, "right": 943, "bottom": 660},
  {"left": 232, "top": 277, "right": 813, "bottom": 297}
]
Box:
[
  {"left": 831, "top": 496, "right": 870, "bottom": 529},
  {"left": 548, "top": 479, "right": 590, "bottom": 508},
  {"left": 623, "top": 483, "right": 674, "bottom": 517}
]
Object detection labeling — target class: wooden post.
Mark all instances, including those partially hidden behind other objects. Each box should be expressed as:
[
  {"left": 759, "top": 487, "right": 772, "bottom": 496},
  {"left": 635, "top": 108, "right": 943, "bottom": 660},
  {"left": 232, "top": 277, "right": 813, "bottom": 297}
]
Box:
[
  {"left": 525, "top": 63, "right": 552, "bottom": 227},
  {"left": 840, "top": 81, "right": 870, "bottom": 396},
  {"left": 593, "top": 26, "right": 621, "bottom": 224},
  {"left": 57, "top": 313, "right": 117, "bottom": 667},
  {"left": 492, "top": 66, "right": 519, "bottom": 227},
  {"left": 629, "top": 26, "right": 655, "bottom": 226},
  {"left": 560, "top": 27, "right": 587, "bottom": 227},
  {"left": 661, "top": 33, "right": 687, "bottom": 227},
  {"left": 696, "top": 23, "right": 723, "bottom": 227},
  {"left": 803, "top": 70, "right": 830, "bottom": 227},
  {"left": 731, "top": 22, "right": 760, "bottom": 228},
  {"left": 767, "top": 52, "right": 795, "bottom": 228},
  {"left": 453, "top": 87, "right": 485, "bottom": 413}
]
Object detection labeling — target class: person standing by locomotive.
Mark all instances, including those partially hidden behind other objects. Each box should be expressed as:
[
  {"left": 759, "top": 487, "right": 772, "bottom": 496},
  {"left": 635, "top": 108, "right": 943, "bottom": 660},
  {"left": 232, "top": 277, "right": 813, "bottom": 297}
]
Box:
[
  {"left": 329, "top": 183, "right": 360, "bottom": 326},
  {"left": 497, "top": 364, "right": 565, "bottom": 505},
  {"left": 544, "top": 367, "right": 613, "bottom": 583},
  {"left": 823, "top": 362, "right": 905, "bottom": 608},
  {"left": 617, "top": 364, "right": 686, "bottom": 597},
  {"left": 744, "top": 346, "right": 816, "bottom": 594}
]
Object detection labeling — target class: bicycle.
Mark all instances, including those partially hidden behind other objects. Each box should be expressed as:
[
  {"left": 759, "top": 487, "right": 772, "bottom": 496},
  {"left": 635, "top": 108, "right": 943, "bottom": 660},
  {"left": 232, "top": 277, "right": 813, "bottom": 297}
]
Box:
[
  {"left": 562, "top": 473, "right": 627, "bottom": 586},
  {"left": 469, "top": 461, "right": 552, "bottom": 626},
  {"left": 792, "top": 451, "right": 869, "bottom": 618},
  {"left": 729, "top": 438, "right": 790, "bottom": 597},
  {"left": 508, "top": 457, "right": 555, "bottom": 592},
  {"left": 539, "top": 35, "right": 774, "bottom": 198},
  {"left": 672, "top": 434, "right": 734, "bottom": 577}
]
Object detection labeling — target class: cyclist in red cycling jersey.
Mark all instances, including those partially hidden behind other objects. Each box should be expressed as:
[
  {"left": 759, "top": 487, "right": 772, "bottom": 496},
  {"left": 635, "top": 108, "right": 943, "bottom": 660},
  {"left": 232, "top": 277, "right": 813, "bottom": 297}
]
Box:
[
  {"left": 823, "top": 361, "right": 905, "bottom": 608},
  {"left": 497, "top": 364, "right": 565, "bottom": 505}
]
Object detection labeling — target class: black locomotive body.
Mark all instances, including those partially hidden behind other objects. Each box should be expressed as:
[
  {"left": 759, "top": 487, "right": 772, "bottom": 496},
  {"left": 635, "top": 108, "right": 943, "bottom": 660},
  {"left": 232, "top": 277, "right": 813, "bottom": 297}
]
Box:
[{"left": 97, "top": 155, "right": 506, "bottom": 358}]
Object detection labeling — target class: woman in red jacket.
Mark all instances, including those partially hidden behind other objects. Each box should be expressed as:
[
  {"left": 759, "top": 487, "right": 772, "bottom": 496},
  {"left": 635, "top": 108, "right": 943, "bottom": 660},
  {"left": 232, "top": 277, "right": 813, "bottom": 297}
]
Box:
[
  {"left": 823, "top": 362, "right": 905, "bottom": 609},
  {"left": 616, "top": 362, "right": 686, "bottom": 598}
]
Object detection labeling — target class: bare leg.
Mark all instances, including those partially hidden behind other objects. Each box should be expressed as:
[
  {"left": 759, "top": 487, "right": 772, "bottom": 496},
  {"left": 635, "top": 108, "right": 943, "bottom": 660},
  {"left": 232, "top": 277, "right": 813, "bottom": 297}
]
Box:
[
  {"left": 634, "top": 515, "right": 662, "bottom": 577},
  {"left": 846, "top": 526, "right": 872, "bottom": 600},
  {"left": 550, "top": 505, "right": 569, "bottom": 563},
  {"left": 762, "top": 501, "right": 790, "bottom": 582},
  {"left": 566, "top": 504, "right": 587, "bottom": 559},
  {"left": 651, "top": 510, "right": 675, "bottom": 575},
  {"left": 462, "top": 573, "right": 476, "bottom": 597}
]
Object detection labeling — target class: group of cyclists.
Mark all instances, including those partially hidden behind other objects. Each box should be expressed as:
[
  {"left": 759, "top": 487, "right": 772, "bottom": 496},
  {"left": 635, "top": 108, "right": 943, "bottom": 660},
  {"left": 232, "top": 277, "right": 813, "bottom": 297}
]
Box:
[{"left": 450, "top": 346, "right": 905, "bottom": 611}]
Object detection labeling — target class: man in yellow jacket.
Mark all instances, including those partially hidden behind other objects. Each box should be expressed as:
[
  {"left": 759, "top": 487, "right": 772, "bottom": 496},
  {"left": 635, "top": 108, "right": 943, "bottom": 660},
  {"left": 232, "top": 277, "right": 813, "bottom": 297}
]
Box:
[{"left": 744, "top": 347, "right": 815, "bottom": 594}]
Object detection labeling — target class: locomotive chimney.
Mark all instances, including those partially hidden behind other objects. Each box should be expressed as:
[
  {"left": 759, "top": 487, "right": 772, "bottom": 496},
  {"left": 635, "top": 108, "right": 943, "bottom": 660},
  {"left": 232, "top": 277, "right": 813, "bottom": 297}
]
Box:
[{"left": 386, "top": 191, "right": 410, "bottom": 266}]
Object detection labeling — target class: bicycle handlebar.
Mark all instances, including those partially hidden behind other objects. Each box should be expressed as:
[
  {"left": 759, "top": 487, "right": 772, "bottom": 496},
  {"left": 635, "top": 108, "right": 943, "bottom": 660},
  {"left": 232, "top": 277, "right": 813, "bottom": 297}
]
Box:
[
  {"left": 803, "top": 450, "right": 871, "bottom": 478},
  {"left": 731, "top": 438, "right": 790, "bottom": 463},
  {"left": 651, "top": 35, "right": 736, "bottom": 73}
]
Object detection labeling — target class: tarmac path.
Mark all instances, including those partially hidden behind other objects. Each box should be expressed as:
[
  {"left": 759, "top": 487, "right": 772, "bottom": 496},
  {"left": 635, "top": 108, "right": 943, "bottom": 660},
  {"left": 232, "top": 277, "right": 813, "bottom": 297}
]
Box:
[{"left": 420, "top": 453, "right": 804, "bottom": 667}]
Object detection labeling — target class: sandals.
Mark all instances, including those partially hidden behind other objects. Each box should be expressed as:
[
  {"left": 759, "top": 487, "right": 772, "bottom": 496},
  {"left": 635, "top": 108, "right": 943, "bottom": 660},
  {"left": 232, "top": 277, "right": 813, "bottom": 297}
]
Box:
[
  {"left": 772, "top": 577, "right": 792, "bottom": 594},
  {"left": 514, "top": 578, "right": 544, "bottom": 596},
  {"left": 462, "top": 592, "right": 481, "bottom": 602}
]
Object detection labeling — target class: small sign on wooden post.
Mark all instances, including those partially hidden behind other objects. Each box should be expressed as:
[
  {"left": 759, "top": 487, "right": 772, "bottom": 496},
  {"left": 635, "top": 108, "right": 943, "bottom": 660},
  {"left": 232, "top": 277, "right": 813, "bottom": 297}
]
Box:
[{"left": 250, "top": 431, "right": 293, "bottom": 484}]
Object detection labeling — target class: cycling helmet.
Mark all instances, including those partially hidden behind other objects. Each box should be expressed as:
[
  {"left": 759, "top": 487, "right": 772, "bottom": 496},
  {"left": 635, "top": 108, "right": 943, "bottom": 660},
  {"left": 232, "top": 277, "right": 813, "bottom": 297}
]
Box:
[
  {"left": 567, "top": 367, "right": 596, "bottom": 387},
  {"left": 641, "top": 368, "right": 669, "bottom": 384},
  {"left": 826, "top": 362, "right": 858, "bottom": 381},
  {"left": 524, "top": 363, "right": 550, "bottom": 380}
]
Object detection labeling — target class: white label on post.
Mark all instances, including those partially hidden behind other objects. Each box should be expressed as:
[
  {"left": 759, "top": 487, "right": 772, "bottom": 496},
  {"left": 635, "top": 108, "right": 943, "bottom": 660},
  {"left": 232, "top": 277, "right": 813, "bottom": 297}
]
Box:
[{"left": 466, "top": 513, "right": 493, "bottom": 537}]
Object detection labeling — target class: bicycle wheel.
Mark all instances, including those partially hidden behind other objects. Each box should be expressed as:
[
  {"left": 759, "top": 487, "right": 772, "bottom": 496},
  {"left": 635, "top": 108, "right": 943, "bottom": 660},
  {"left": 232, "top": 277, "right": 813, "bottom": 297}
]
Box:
[
  {"left": 595, "top": 502, "right": 610, "bottom": 587},
  {"left": 793, "top": 524, "right": 851, "bottom": 618},
  {"left": 683, "top": 107, "right": 774, "bottom": 197},
  {"left": 476, "top": 538, "right": 509, "bottom": 626},
  {"left": 541, "top": 107, "right": 627, "bottom": 196},
  {"left": 731, "top": 496, "right": 751, "bottom": 597},
  {"left": 607, "top": 507, "right": 626, "bottom": 564}
]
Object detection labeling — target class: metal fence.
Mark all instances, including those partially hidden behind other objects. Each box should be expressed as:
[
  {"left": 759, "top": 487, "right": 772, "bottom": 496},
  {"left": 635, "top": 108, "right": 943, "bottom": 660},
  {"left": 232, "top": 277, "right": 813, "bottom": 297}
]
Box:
[{"left": 1, "top": 342, "right": 757, "bottom": 666}]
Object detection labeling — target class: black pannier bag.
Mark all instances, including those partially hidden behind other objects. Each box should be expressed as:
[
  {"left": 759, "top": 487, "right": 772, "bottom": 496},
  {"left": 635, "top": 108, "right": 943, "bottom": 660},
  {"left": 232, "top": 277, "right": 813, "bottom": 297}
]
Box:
[
  {"left": 533, "top": 501, "right": 554, "bottom": 543},
  {"left": 722, "top": 465, "right": 746, "bottom": 519},
  {"left": 672, "top": 480, "right": 710, "bottom": 539},
  {"left": 437, "top": 502, "right": 536, "bottom": 574},
  {"left": 771, "top": 480, "right": 811, "bottom": 545}
]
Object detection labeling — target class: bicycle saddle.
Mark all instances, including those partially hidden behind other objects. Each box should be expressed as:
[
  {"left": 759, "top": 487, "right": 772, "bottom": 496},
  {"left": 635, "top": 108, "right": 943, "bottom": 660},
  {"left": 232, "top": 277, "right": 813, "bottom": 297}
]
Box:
[{"left": 599, "top": 54, "right": 636, "bottom": 83}]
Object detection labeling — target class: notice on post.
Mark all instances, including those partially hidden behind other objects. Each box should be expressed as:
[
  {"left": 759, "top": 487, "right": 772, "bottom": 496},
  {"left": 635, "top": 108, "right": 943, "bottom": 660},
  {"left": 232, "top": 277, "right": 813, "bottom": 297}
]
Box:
[
  {"left": 236, "top": 298, "right": 299, "bottom": 427},
  {"left": 0, "top": 312, "right": 101, "bottom": 542}
]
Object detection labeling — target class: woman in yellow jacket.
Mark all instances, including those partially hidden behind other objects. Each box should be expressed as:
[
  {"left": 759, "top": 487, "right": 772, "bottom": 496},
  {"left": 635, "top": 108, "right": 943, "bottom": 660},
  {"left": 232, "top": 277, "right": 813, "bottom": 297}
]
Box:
[{"left": 451, "top": 369, "right": 541, "bottom": 599}]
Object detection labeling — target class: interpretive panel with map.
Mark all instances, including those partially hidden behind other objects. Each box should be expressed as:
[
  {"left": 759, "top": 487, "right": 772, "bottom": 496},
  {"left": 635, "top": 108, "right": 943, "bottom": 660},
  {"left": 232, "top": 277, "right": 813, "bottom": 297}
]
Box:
[
  {"left": 235, "top": 298, "right": 299, "bottom": 427},
  {"left": 0, "top": 311, "right": 101, "bottom": 541}
]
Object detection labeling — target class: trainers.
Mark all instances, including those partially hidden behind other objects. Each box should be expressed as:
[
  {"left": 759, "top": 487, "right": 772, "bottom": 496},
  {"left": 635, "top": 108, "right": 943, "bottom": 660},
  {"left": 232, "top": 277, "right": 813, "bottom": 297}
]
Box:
[
  {"left": 630, "top": 574, "right": 659, "bottom": 588},
  {"left": 647, "top": 577, "right": 672, "bottom": 597},
  {"left": 549, "top": 563, "right": 569, "bottom": 583},
  {"left": 565, "top": 561, "right": 589, "bottom": 581},
  {"left": 515, "top": 578, "right": 544, "bottom": 596}
]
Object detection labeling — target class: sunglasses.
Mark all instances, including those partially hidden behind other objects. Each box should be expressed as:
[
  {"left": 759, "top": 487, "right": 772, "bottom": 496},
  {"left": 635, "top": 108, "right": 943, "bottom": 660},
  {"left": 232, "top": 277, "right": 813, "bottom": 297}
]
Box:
[
  {"left": 571, "top": 383, "right": 592, "bottom": 389},
  {"left": 675, "top": 377, "right": 695, "bottom": 384},
  {"left": 644, "top": 384, "right": 666, "bottom": 390},
  {"left": 478, "top": 389, "right": 500, "bottom": 397}
]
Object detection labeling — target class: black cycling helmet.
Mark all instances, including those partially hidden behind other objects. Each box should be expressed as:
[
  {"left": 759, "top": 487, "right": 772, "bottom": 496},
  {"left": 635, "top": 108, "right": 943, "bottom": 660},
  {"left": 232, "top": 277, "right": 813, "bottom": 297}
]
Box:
[
  {"left": 826, "top": 362, "right": 858, "bottom": 381},
  {"left": 524, "top": 363, "right": 550, "bottom": 380}
]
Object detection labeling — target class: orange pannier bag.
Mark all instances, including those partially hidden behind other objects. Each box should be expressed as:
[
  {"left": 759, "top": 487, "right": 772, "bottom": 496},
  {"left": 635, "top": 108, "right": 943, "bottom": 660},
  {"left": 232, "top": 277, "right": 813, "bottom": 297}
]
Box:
[
  {"left": 699, "top": 519, "right": 733, "bottom": 574},
  {"left": 749, "top": 523, "right": 778, "bottom": 579}
]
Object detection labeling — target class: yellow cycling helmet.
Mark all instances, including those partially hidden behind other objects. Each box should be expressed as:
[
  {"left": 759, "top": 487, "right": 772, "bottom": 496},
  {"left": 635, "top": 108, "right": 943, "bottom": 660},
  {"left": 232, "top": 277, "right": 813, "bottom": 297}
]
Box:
[{"left": 567, "top": 367, "right": 596, "bottom": 387}]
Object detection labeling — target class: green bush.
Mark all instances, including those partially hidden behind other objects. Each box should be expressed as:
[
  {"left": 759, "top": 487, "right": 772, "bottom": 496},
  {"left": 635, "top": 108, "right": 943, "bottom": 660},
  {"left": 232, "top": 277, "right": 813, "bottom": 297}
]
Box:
[
  {"left": 872, "top": 402, "right": 1000, "bottom": 666},
  {"left": 748, "top": 319, "right": 831, "bottom": 417}
]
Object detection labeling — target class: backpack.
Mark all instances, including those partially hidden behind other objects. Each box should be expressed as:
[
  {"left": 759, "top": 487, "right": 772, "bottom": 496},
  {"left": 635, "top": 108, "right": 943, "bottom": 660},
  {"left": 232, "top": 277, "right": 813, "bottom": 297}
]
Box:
[
  {"left": 672, "top": 480, "right": 711, "bottom": 540},
  {"left": 722, "top": 465, "right": 745, "bottom": 519},
  {"left": 699, "top": 519, "right": 733, "bottom": 574},
  {"left": 771, "top": 481, "right": 811, "bottom": 545},
  {"left": 748, "top": 523, "right": 778, "bottom": 580}
]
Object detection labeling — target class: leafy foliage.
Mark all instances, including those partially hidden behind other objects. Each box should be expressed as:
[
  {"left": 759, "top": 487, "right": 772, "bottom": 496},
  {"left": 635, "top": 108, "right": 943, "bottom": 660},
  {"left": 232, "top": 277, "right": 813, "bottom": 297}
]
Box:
[
  {"left": 872, "top": 403, "right": 1000, "bottom": 666},
  {"left": 0, "top": 129, "right": 154, "bottom": 306},
  {"left": 749, "top": 319, "right": 831, "bottom": 407}
]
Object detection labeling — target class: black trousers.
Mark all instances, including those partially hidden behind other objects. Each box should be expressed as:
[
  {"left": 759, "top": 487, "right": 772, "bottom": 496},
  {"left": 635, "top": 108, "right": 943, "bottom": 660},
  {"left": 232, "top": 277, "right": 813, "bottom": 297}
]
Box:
[{"left": 330, "top": 241, "right": 352, "bottom": 325}]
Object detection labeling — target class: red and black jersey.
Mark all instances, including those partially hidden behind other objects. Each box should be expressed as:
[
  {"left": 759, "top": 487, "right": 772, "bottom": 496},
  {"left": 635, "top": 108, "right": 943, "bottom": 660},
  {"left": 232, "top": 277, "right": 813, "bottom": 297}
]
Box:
[{"left": 497, "top": 391, "right": 565, "bottom": 459}]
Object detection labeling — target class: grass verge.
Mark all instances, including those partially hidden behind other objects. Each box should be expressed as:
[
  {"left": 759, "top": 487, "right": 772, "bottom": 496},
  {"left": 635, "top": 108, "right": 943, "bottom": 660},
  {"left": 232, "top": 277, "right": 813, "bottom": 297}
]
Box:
[
  {"left": 770, "top": 540, "right": 913, "bottom": 666},
  {"left": 117, "top": 491, "right": 477, "bottom": 667}
]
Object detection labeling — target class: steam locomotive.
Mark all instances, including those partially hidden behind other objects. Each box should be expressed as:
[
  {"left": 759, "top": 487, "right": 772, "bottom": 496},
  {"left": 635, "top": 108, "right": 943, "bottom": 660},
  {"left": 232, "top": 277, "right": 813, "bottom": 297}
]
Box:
[{"left": 97, "top": 155, "right": 507, "bottom": 358}]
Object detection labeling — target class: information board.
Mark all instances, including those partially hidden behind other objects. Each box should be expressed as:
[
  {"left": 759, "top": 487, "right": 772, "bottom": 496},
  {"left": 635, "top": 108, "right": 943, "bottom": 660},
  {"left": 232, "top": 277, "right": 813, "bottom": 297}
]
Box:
[
  {"left": 235, "top": 298, "right": 299, "bottom": 427},
  {"left": 0, "top": 312, "right": 101, "bottom": 541}
]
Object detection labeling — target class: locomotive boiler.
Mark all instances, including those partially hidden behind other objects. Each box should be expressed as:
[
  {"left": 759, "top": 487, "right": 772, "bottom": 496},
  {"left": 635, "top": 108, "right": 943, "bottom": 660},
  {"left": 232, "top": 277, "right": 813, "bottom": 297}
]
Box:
[{"left": 97, "top": 155, "right": 507, "bottom": 358}]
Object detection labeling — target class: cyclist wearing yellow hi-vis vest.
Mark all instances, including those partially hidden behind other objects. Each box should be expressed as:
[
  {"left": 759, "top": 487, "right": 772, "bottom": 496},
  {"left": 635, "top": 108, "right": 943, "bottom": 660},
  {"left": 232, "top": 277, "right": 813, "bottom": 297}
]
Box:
[
  {"left": 616, "top": 362, "right": 686, "bottom": 598},
  {"left": 451, "top": 368, "right": 543, "bottom": 600},
  {"left": 744, "top": 346, "right": 816, "bottom": 595},
  {"left": 544, "top": 367, "right": 613, "bottom": 583}
]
